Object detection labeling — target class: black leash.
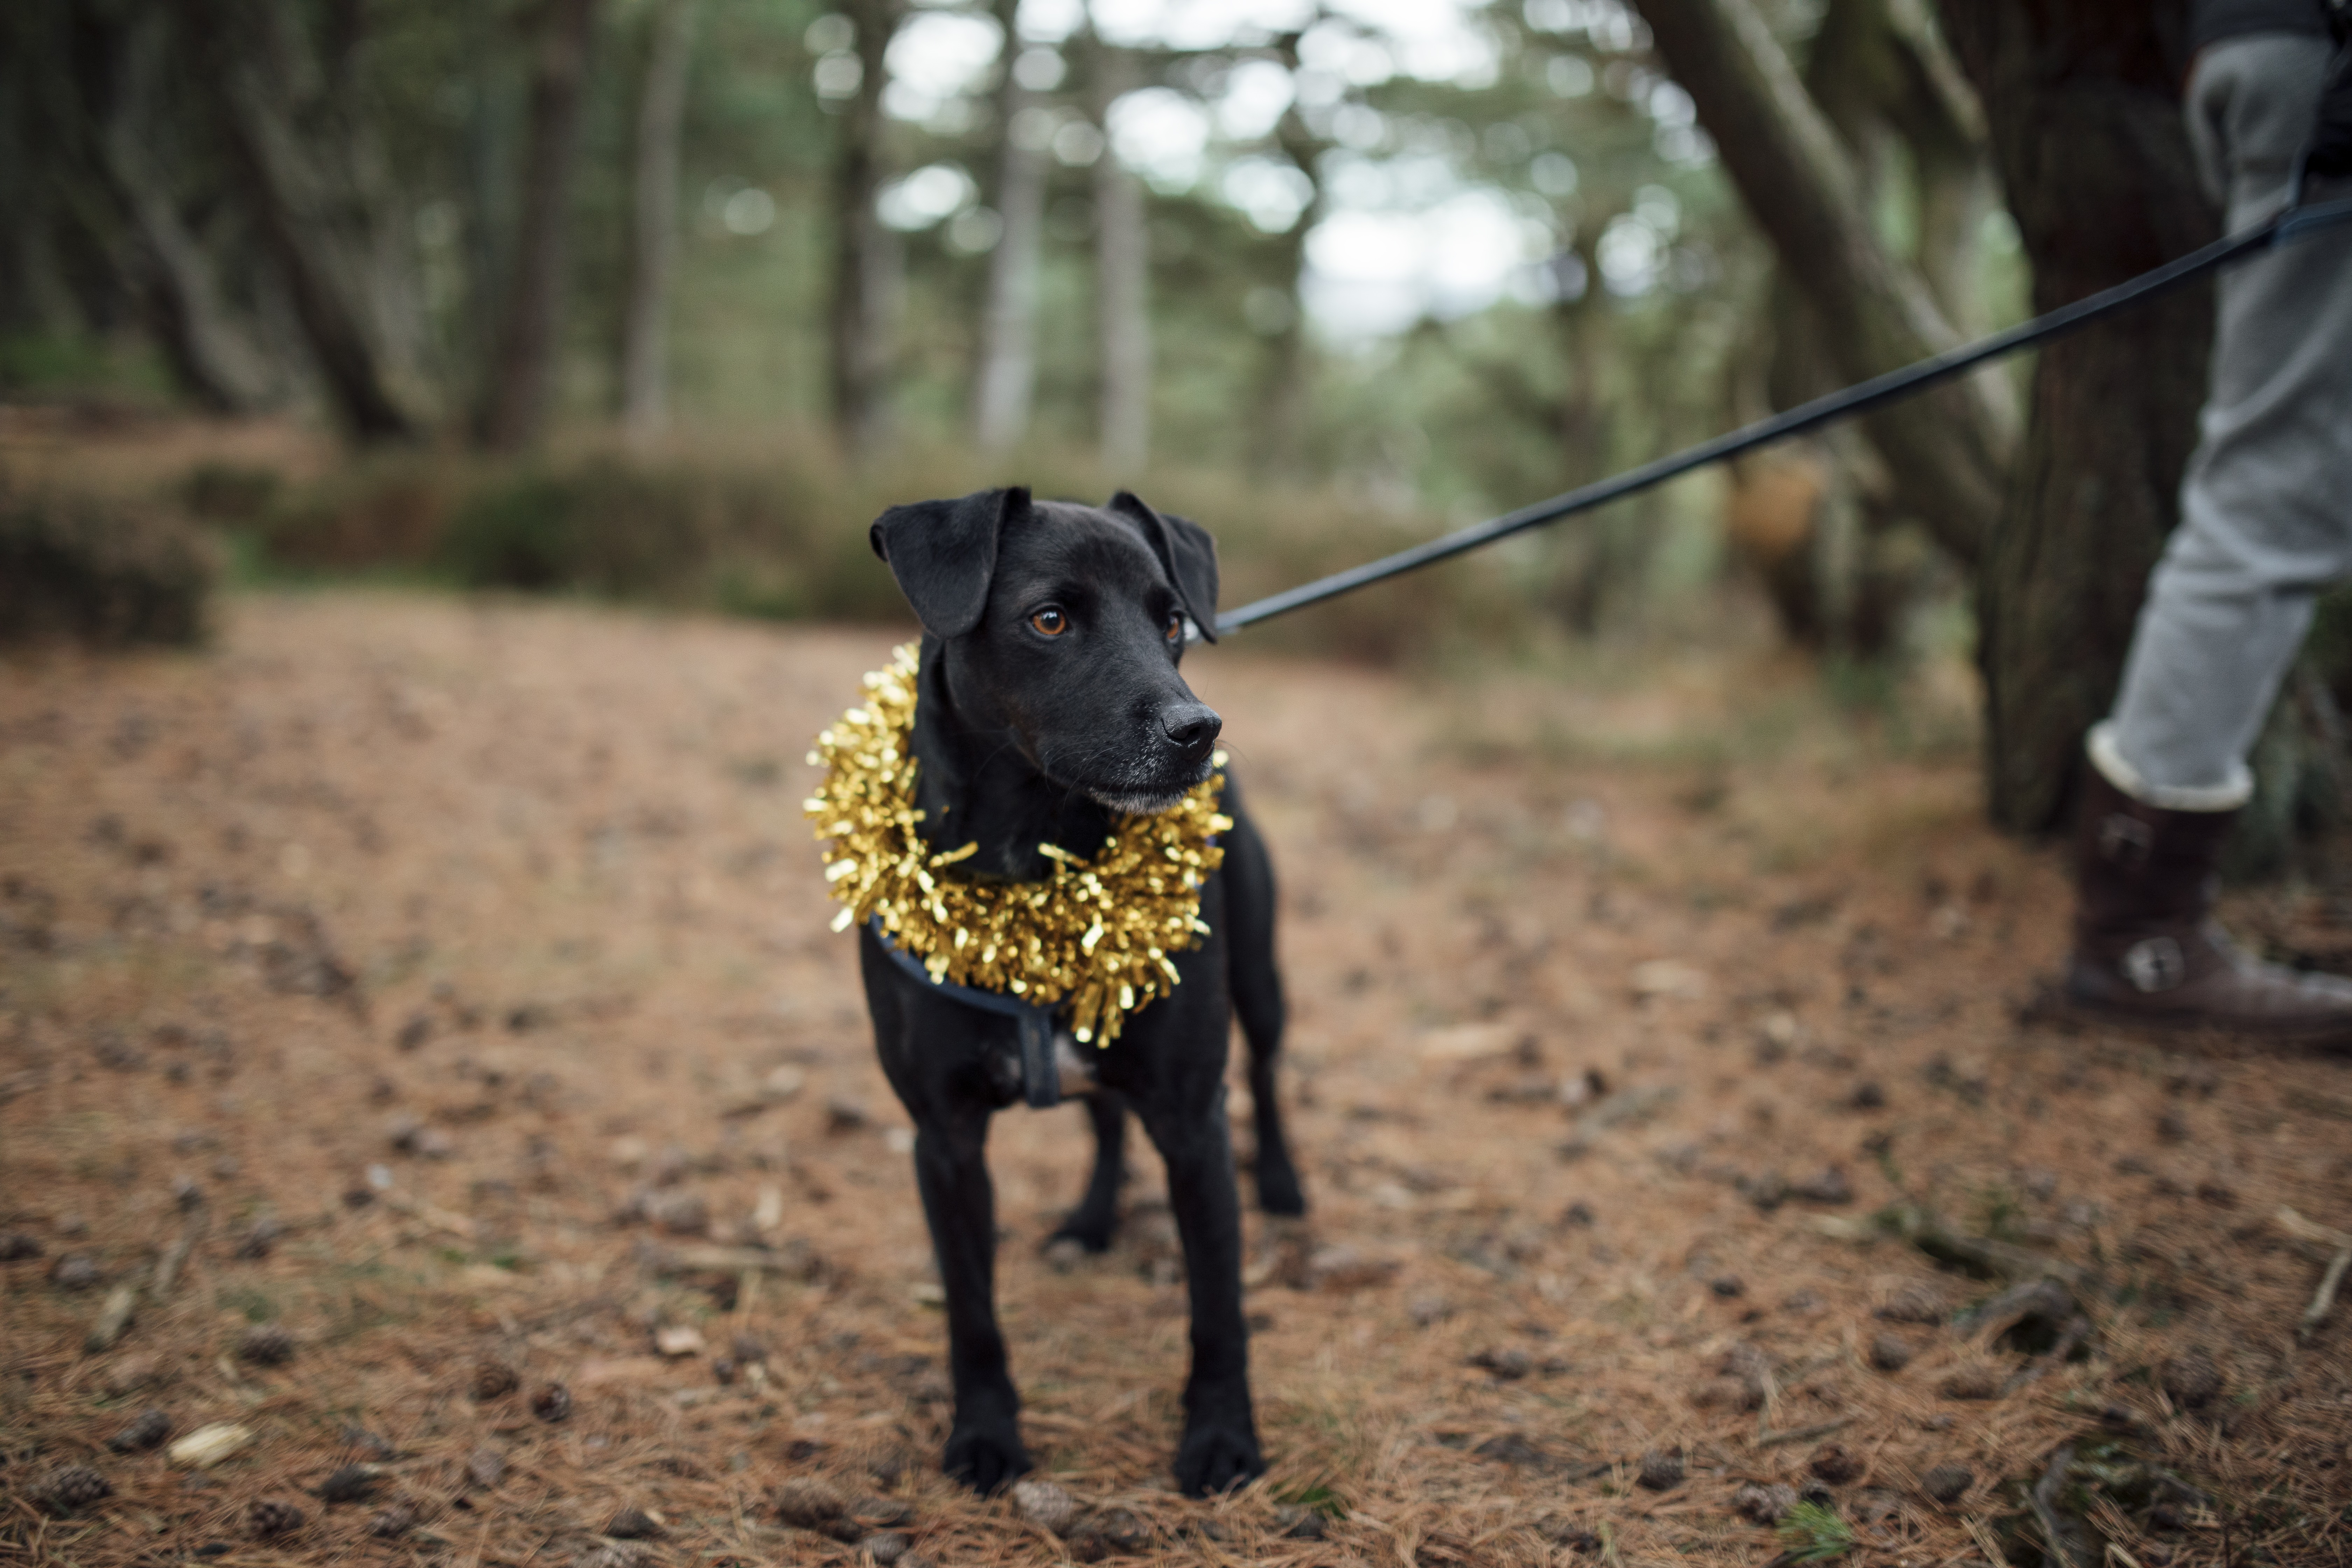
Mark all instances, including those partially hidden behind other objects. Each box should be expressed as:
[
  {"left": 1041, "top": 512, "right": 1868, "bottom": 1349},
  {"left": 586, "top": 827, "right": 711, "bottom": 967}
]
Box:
[{"left": 1214, "top": 194, "right": 2352, "bottom": 637}]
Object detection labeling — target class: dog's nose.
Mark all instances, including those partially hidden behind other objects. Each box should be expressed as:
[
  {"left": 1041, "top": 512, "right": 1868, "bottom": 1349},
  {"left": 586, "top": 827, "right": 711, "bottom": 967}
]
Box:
[{"left": 1161, "top": 702, "right": 1222, "bottom": 756}]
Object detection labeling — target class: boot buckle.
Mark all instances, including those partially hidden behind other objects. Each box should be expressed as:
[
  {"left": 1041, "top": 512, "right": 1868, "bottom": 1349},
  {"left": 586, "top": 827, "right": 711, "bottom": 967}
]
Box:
[
  {"left": 2123, "top": 936, "right": 2186, "bottom": 993},
  {"left": 2099, "top": 813, "right": 2154, "bottom": 867}
]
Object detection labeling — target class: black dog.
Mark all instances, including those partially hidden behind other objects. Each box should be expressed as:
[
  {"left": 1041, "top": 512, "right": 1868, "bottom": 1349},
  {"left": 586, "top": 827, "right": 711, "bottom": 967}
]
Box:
[{"left": 857, "top": 486, "right": 1304, "bottom": 1498}]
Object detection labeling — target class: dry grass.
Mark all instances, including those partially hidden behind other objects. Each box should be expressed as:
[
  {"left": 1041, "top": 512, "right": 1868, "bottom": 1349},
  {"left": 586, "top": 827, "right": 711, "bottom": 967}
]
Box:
[{"left": 5, "top": 593, "right": 2352, "bottom": 1568}]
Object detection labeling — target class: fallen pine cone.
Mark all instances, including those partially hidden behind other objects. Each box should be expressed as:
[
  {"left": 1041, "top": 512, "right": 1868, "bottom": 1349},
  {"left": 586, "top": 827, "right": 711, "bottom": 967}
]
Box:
[
  {"left": 1274, "top": 1504, "right": 1328, "bottom": 1540},
  {"left": 2162, "top": 1348, "right": 2223, "bottom": 1411},
  {"left": 1637, "top": 1449, "right": 1685, "bottom": 1492},
  {"left": 1011, "top": 1478, "right": 1077, "bottom": 1533},
  {"left": 574, "top": 1546, "right": 653, "bottom": 1568},
  {"left": 318, "top": 1464, "right": 379, "bottom": 1503},
  {"left": 39, "top": 1465, "right": 112, "bottom": 1514},
  {"left": 1939, "top": 1364, "right": 2003, "bottom": 1401},
  {"left": 107, "top": 1408, "right": 172, "bottom": 1452},
  {"left": 471, "top": 1359, "right": 520, "bottom": 1400},
  {"left": 342, "top": 1425, "right": 394, "bottom": 1460},
  {"left": 530, "top": 1382, "right": 572, "bottom": 1422},
  {"left": 1808, "top": 1443, "right": 1862, "bottom": 1485},
  {"left": 1920, "top": 1463, "right": 1974, "bottom": 1505},
  {"left": 603, "top": 1507, "right": 664, "bottom": 1540},
  {"left": 51, "top": 1253, "right": 101, "bottom": 1291},
  {"left": 237, "top": 1323, "right": 295, "bottom": 1366},
  {"left": 1875, "top": 1282, "right": 1946, "bottom": 1324},
  {"left": 773, "top": 1476, "right": 849, "bottom": 1530},
  {"left": 249, "top": 1498, "right": 306, "bottom": 1538},
  {"left": 1066, "top": 1506, "right": 1149, "bottom": 1562},
  {"left": 369, "top": 1500, "right": 419, "bottom": 1538}
]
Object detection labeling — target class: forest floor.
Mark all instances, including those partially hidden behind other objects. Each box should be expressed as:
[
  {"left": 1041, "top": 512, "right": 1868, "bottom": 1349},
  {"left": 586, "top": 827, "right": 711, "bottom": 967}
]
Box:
[{"left": 6, "top": 592, "right": 2352, "bottom": 1568}]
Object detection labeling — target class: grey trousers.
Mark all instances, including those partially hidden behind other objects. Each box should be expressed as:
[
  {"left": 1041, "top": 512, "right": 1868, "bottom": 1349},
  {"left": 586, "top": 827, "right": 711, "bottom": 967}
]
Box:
[{"left": 2094, "top": 33, "right": 2352, "bottom": 811}]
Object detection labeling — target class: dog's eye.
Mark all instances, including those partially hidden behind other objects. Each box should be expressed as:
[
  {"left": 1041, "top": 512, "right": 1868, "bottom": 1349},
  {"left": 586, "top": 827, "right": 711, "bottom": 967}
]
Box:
[
  {"left": 1164, "top": 612, "right": 1184, "bottom": 644},
  {"left": 1030, "top": 608, "right": 1067, "bottom": 637}
]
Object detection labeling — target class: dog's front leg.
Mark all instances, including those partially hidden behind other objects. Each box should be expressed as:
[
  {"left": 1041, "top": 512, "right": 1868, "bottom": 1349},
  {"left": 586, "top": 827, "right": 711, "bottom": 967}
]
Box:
[
  {"left": 911, "top": 1101, "right": 1031, "bottom": 1491},
  {"left": 1136, "top": 1094, "right": 1265, "bottom": 1496}
]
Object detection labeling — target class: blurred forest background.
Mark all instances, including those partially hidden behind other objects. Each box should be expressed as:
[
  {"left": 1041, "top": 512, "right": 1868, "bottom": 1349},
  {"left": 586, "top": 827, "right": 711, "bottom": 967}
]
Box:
[{"left": 2, "top": 0, "right": 2347, "bottom": 856}]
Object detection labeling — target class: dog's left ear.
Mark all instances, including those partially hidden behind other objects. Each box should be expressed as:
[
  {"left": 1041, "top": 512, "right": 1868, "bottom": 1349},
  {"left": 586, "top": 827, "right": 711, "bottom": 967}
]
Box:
[
  {"left": 1105, "top": 490, "right": 1219, "bottom": 643},
  {"left": 869, "top": 487, "right": 1029, "bottom": 639}
]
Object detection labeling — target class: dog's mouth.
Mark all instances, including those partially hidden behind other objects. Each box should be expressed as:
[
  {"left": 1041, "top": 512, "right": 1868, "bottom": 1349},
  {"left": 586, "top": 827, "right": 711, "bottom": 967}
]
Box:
[
  {"left": 1059, "top": 750, "right": 1216, "bottom": 819},
  {"left": 1086, "top": 784, "right": 1196, "bottom": 817}
]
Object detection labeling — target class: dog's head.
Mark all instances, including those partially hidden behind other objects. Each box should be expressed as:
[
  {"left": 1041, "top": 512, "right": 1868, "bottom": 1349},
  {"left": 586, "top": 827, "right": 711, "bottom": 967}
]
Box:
[{"left": 870, "top": 487, "right": 1221, "bottom": 815}]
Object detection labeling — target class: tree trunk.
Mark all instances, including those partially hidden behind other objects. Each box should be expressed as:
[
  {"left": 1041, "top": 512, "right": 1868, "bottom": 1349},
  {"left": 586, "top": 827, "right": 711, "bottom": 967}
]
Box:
[
  {"left": 96, "top": 8, "right": 277, "bottom": 414},
  {"left": 973, "top": 0, "right": 1044, "bottom": 453},
  {"left": 1250, "top": 29, "right": 1319, "bottom": 479},
  {"left": 1940, "top": 0, "right": 2216, "bottom": 831},
  {"left": 481, "top": 0, "right": 600, "bottom": 452},
  {"left": 1639, "top": 0, "right": 2010, "bottom": 567},
  {"left": 107, "top": 144, "right": 279, "bottom": 414},
  {"left": 195, "top": 0, "right": 416, "bottom": 441},
  {"left": 620, "top": 0, "right": 696, "bottom": 446},
  {"left": 1093, "top": 43, "right": 1149, "bottom": 476},
  {"left": 830, "top": 0, "right": 900, "bottom": 454},
  {"left": 1732, "top": 0, "right": 1992, "bottom": 651},
  {"left": 1880, "top": 0, "right": 1998, "bottom": 336}
]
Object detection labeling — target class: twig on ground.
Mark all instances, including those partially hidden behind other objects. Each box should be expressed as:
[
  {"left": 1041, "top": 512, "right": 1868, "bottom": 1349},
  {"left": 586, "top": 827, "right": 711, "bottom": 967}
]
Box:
[
  {"left": 1965, "top": 1515, "right": 2014, "bottom": 1568},
  {"left": 381, "top": 1189, "right": 477, "bottom": 1239},
  {"left": 1897, "top": 1207, "right": 2088, "bottom": 1286},
  {"left": 152, "top": 1210, "right": 205, "bottom": 1298},
  {"left": 2275, "top": 1205, "right": 2350, "bottom": 1252},
  {"left": 645, "top": 1242, "right": 818, "bottom": 1275},
  {"left": 2276, "top": 1206, "right": 2352, "bottom": 1341},
  {"left": 2300, "top": 1245, "right": 2351, "bottom": 1343},
  {"left": 84, "top": 1278, "right": 143, "bottom": 1353},
  {"left": 1750, "top": 1418, "right": 1856, "bottom": 1450},
  {"left": 85, "top": 1208, "right": 207, "bottom": 1352},
  {"left": 2028, "top": 1444, "right": 2094, "bottom": 1568}
]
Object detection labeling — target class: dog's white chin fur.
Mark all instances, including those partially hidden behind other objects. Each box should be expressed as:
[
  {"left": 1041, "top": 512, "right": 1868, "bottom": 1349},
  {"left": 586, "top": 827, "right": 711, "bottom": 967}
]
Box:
[{"left": 1087, "top": 786, "right": 1194, "bottom": 816}]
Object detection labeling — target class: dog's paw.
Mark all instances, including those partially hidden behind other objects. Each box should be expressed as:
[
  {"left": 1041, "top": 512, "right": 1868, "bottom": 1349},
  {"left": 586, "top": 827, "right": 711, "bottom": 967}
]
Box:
[
  {"left": 1045, "top": 1213, "right": 1118, "bottom": 1256},
  {"left": 1253, "top": 1157, "right": 1307, "bottom": 1218},
  {"left": 1174, "top": 1420, "right": 1264, "bottom": 1498},
  {"left": 943, "top": 1422, "right": 1031, "bottom": 1494}
]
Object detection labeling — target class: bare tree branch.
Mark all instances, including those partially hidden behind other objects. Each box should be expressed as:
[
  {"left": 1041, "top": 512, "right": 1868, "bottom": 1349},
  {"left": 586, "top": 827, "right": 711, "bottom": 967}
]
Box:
[{"left": 1638, "top": 0, "right": 2012, "bottom": 567}]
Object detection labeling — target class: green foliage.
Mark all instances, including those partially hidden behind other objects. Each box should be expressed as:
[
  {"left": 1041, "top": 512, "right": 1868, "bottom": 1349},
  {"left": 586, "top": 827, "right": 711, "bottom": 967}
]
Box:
[
  {"left": 228, "top": 438, "right": 1536, "bottom": 664},
  {"left": 436, "top": 474, "right": 583, "bottom": 590},
  {"left": 0, "top": 333, "right": 177, "bottom": 403},
  {"left": 0, "top": 485, "right": 216, "bottom": 648},
  {"left": 1273, "top": 1481, "right": 1344, "bottom": 1518},
  {"left": 1774, "top": 1500, "right": 1855, "bottom": 1563},
  {"left": 181, "top": 462, "right": 284, "bottom": 526}
]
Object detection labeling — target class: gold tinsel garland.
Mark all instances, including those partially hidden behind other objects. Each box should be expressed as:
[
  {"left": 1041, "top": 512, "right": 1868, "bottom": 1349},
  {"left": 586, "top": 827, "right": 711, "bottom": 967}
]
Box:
[{"left": 805, "top": 643, "right": 1229, "bottom": 1046}]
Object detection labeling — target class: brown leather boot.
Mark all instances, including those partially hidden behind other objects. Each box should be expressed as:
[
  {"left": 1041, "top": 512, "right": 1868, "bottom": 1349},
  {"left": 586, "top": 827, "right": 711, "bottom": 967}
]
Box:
[{"left": 2063, "top": 767, "right": 2352, "bottom": 1042}]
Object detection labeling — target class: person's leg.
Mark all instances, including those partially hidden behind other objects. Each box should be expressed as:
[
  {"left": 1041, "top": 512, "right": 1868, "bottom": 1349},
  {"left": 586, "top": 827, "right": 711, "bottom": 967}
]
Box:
[
  {"left": 2102, "top": 35, "right": 2352, "bottom": 799},
  {"left": 2068, "top": 34, "right": 2352, "bottom": 1038}
]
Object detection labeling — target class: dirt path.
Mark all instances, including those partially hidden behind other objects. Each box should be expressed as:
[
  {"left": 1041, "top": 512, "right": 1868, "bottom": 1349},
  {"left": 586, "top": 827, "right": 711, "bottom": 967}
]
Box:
[{"left": 6, "top": 593, "right": 2351, "bottom": 1567}]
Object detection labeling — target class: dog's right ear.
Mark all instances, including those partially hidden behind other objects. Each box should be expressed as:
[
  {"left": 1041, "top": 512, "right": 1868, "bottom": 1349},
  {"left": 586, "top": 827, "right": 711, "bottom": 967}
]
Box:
[{"left": 869, "top": 487, "right": 1030, "bottom": 639}]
